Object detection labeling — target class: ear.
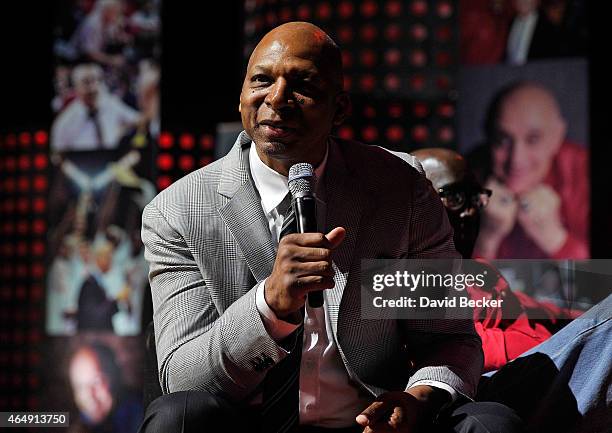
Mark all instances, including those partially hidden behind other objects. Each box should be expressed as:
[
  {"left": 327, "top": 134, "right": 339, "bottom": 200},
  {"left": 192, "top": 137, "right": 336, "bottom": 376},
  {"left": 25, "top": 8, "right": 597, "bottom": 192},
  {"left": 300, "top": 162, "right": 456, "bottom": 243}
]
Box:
[
  {"left": 238, "top": 101, "right": 242, "bottom": 113},
  {"left": 333, "top": 92, "right": 351, "bottom": 126},
  {"left": 551, "top": 116, "right": 567, "bottom": 153},
  {"left": 558, "top": 117, "right": 567, "bottom": 141}
]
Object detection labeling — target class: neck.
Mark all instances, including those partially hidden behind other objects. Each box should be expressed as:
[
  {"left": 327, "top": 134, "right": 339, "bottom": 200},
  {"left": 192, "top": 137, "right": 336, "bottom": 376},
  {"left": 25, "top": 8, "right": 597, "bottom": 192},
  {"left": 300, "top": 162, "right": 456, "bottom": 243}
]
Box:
[{"left": 255, "top": 141, "right": 328, "bottom": 177}]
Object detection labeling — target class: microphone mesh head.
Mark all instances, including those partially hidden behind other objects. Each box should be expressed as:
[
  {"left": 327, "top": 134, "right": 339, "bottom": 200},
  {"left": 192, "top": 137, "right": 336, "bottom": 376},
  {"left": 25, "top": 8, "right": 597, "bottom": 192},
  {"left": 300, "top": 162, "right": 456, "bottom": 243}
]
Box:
[{"left": 288, "top": 163, "right": 315, "bottom": 196}]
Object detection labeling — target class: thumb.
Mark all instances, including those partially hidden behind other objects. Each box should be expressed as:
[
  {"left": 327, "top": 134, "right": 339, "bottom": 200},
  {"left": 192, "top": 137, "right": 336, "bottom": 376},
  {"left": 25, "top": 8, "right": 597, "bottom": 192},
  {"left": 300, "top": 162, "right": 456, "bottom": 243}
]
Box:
[
  {"left": 355, "top": 400, "right": 391, "bottom": 427},
  {"left": 325, "top": 227, "right": 346, "bottom": 249}
]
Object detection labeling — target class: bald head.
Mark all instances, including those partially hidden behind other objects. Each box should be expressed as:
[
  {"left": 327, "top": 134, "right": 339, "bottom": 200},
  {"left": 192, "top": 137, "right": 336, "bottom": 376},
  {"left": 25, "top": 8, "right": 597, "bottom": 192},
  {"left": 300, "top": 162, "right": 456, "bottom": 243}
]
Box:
[
  {"left": 412, "top": 148, "right": 486, "bottom": 258},
  {"left": 488, "top": 81, "right": 567, "bottom": 194},
  {"left": 412, "top": 148, "right": 468, "bottom": 191},
  {"left": 500, "top": 83, "right": 563, "bottom": 126},
  {"left": 248, "top": 22, "right": 343, "bottom": 92},
  {"left": 488, "top": 82, "right": 564, "bottom": 135}
]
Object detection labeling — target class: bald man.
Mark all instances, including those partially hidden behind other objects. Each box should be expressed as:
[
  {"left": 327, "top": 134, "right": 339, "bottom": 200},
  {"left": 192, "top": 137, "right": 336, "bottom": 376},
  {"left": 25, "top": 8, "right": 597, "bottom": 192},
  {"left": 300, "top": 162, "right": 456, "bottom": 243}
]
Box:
[
  {"left": 69, "top": 343, "right": 143, "bottom": 433},
  {"left": 472, "top": 81, "right": 589, "bottom": 260},
  {"left": 141, "top": 22, "right": 522, "bottom": 433}
]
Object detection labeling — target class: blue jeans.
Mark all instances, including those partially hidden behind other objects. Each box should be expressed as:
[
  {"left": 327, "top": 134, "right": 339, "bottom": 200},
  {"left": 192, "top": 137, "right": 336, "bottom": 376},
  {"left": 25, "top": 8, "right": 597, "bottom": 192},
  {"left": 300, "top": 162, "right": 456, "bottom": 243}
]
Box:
[{"left": 478, "top": 294, "right": 612, "bottom": 433}]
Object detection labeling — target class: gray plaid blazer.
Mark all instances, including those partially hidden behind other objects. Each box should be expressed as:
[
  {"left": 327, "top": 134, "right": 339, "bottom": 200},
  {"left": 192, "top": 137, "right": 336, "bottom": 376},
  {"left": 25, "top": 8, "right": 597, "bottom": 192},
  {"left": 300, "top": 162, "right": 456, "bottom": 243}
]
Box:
[{"left": 142, "top": 131, "right": 483, "bottom": 402}]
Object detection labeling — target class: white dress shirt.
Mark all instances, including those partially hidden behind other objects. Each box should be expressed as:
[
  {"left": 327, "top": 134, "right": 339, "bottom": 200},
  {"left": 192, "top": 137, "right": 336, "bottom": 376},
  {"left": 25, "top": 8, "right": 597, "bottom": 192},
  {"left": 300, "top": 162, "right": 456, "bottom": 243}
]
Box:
[
  {"left": 507, "top": 11, "right": 538, "bottom": 65},
  {"left": 51, "top": 93, "right": 140, "bottom": 152},
  {"left": 249, "top": 141, "right": 457, "bottom": 427}
]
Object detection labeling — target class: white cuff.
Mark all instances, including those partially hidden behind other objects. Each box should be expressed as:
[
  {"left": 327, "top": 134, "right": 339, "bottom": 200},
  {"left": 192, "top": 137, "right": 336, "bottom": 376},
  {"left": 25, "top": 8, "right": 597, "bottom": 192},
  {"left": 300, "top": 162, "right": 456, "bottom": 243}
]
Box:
[
  {"left": 256, "top": 278, "right": 300, "bottom": 342},
  {"left": 407, "top": 380, "right": 459, "bottom": 403}
]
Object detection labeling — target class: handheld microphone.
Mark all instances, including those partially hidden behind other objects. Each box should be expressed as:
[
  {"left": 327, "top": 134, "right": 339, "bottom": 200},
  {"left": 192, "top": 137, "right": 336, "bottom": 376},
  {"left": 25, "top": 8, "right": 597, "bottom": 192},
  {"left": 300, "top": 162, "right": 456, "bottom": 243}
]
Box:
[{"left": 288, "top": 163, "right": 323, "bottom": 308}]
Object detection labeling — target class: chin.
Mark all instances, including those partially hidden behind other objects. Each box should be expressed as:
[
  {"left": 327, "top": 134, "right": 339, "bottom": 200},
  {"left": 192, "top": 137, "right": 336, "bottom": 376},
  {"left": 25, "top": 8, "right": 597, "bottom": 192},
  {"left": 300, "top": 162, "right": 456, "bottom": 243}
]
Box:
[
  {"left": 506, "top": 178, "right": 537, "bottom": 195},
  {"left": 256, "top": 139, "right": 289, "bottom": 156}
]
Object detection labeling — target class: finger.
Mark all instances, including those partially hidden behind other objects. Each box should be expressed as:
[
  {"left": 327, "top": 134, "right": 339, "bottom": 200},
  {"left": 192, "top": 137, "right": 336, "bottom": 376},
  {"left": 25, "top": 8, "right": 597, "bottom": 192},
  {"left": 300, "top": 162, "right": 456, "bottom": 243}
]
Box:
[
  {"left": 325, "top": 226, "right": 346, "bottom": 249},
  {"left": 388, "top": 406, "right": 404, "bottom": 428},
  {"left": 285, "top": 232, "right": 330, "bottom": 247},
  {"left": 291, "top": 246, "right": 331, "bottom": 261},
  {"left": 294, "top": 261, "right": 334, "bottom": 277},
  {"left": 294, "top": 275, "right": 335, "bottom": 293},
  {"left": 356, "top": 400, "right": 393, "bottom": 426}
]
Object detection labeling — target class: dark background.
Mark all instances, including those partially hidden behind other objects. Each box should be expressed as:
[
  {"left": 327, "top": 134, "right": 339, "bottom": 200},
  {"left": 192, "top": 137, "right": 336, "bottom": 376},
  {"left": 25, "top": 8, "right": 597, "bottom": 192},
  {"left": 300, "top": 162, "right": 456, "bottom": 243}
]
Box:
[
  {"left": 4, "top": 1, "right": 605, "bottom": 256},
  {"left": 0, "top": 0, "right": 611, "bottom": 416}
]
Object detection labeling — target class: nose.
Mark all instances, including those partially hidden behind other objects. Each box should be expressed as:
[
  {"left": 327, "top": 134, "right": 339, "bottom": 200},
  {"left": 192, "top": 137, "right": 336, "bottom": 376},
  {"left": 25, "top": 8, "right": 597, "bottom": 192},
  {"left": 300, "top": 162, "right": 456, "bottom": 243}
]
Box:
[
  {"left": 264, "top": 77, "right": 292, "bottom": 111},
  {"left": 459, "top": 207, "right": 477, "bottom": 218},
  {"left": 508, "top": 140, "right": 527, "bottom": 172}
]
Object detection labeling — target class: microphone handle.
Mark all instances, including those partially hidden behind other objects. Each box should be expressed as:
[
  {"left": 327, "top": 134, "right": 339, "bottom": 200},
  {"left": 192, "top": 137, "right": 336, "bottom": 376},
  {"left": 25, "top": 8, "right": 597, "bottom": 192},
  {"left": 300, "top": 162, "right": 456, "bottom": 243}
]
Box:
[{"left": 293, "top": 195, "right": 324, "bottom": 308}]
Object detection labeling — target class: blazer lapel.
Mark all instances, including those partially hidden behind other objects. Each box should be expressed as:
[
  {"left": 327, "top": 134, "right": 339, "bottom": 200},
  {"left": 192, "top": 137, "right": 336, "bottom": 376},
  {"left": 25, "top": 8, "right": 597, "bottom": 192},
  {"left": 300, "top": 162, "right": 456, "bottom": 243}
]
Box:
[
  {"left": 323, "top": 139, "right": 368, "bottom": 334},
  {"left": 217, "top": 132, "right": 277, "bottom": 283}
]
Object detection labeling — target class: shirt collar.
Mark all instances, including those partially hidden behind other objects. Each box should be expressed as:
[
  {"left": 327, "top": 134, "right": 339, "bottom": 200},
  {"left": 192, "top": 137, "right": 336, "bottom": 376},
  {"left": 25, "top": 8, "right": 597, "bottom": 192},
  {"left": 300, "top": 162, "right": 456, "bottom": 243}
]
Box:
[{"left": 249, "top": 140, "right": 328, "bottom": 216}]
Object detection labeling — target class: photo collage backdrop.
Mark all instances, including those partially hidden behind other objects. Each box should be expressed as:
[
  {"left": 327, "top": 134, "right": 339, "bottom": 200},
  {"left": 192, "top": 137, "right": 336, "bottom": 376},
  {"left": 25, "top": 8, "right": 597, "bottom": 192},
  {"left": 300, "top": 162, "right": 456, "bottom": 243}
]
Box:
[{"left": 44, "top": 1, "right": 161, "bottom": 431}]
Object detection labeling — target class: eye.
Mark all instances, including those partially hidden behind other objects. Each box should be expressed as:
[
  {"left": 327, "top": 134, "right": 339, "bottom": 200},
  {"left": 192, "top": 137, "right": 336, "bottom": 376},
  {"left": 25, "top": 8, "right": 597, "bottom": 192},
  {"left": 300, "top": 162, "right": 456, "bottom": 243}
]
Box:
[
  {"left": 493, "top": 133, "right": 512, "bottom": 149},
  {"left": 251, "top": 74, "right": 272, "bottom": 86},
  {"left": 526, "top": 132, "right": 541, "bottom": 146},
  {"left": 292, "top": 79, "right": 322, "bottom": 99}
]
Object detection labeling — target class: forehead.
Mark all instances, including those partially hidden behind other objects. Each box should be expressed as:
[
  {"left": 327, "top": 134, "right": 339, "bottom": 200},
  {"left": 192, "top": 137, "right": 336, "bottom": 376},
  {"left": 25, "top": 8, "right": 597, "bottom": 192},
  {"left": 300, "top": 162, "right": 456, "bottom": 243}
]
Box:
[
  {"left": 251, "top": 42, "right": 318, "bottom": 71},
  {"left": 247, "top": 33, "right": 330, "bottom": 75},
  {"left": 497, "top": 89, "right": 558, "bottom": 130},
  {"left": 70, "top": 351, "right": 100, "bottom": 376},
  {"left": 426, "top": 164, "right": 464, "bottom": 190}
]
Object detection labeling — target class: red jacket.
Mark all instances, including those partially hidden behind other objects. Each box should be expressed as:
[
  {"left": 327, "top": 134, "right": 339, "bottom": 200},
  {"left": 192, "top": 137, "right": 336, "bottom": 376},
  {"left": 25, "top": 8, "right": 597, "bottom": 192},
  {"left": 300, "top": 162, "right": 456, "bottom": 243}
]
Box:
[{"left": 467, "top": 259, "right": 582, "bottom": 372}]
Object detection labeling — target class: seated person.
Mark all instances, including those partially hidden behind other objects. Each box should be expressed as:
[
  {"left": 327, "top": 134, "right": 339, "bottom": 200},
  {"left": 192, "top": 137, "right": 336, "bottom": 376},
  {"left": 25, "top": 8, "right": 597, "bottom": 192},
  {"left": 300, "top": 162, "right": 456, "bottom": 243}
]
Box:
[
  {"left": 414, "top": 148, "right": 611, "bottom": 432},
  {"left": 140, "top": 22, "right": 524, "bottom": 433},
  {"left": 413, "top": 148, "right": 580, "bottom": 372},
  {"left": 479, "top": 294, "right": 611, "bottom": 433}
]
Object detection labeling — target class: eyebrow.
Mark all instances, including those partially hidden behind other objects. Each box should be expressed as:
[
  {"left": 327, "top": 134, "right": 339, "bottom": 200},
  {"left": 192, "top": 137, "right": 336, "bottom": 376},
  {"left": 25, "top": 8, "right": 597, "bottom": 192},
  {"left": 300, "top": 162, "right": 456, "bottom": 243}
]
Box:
[{"left": 250, "top": 65, "right": 322, "bottom": 82}]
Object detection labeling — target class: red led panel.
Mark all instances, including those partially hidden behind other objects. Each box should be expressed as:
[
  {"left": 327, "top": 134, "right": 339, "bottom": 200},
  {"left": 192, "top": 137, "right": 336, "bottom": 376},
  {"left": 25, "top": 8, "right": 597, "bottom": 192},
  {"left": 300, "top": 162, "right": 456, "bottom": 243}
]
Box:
[
  {"left": 361, "top": 125, "right": 379, "bottom": 142},
  {"left": 157, "top": 153, "right": 174, "bottom": 171},
  {"left": 384, "top": 49, "right": 401, "bottom": 66},
  {"left": 385, "top": 0, "right": 402, "bottom": 17},
  {"left": 337, "top": 1, "right": 354, "bottom": 19},
  {"left": 200, "top": 156, "right": 214, "bottom": 167},
  {"left": 410, "top": 0, "right": 428, "bottom": 16},
  {"left": 157, "top": 175, "right": 173, "bottom": 190},
  {"left": 316, "top": 2, "right": 332, "bottom": 20},
  {"left": 360, "top": 0, "right": 378, "bottom": 18},
  {"left": 296, "top": 4, "right": 311, "bottom": 20},
  {"left": 200, "top": 134, "right": 215, "bottom": 150},
  {"left": 437, "top": 1, "right": 453, "bottom": 18},
  {"left": 159, "top": 132, "right": 174, "bottom": 149},
  {"left": 279, "top": 7, "right": 292, "bottom": 22},
  {"left": 18, "top": 132, "right": 31, "bottom": 147},
  {"left": 412, "top": 125, "right": 429, "bottom": 142},
  {"left": 360, "top": 49, "right": 377, "bottom": 68},
  {"left": 179, "top": 133, "right": 195, "bottom": 150},
  {"left": 384, "top": 24, "right": 402, "bottom": 41},
  {"left": 359, "top": 75, "right": 376, "bottom": 92},
  {"left": 337, "top": 125, "right": 354, "bottom": 140},
  {"left": 386, "top": 125, "right": 405, "bottom": 142},
  {"left": 34, "top": 130, "right": 48, "bottom": 146},
  {"left": 360, "top": 24, "right": 378, "bottom": 43},
  {"left": 337, "top": 26, "right": 353, "bottom": 44},
  {"left": 384, "top": 74, "right": 400, "bottom": 91},
  {"left": 178, "top": 155, "right": 195, "bottom": 172}
]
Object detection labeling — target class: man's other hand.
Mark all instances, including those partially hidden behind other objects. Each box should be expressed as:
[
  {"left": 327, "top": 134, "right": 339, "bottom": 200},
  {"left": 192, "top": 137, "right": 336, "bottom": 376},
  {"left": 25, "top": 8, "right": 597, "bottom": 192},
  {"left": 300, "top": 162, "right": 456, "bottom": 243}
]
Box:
[
  {"left": 356, "top": 391, "right": 421, "bottom": 432},
  {"left": 265, "top": 227, "right": 346, "bottom": 320},
  {"left": 356, "top": 387, "right": 450, "bottom": 433}
]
